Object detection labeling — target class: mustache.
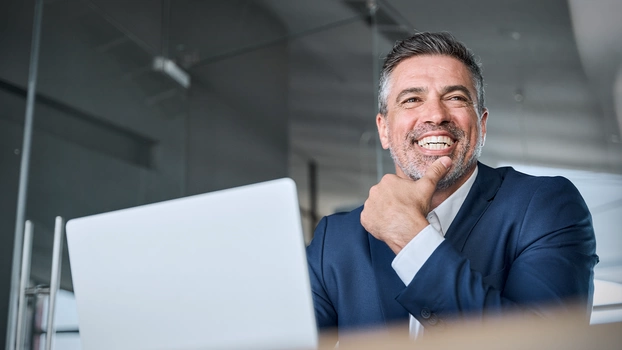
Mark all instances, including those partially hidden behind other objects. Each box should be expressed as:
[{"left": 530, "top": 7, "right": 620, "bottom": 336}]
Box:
[{"left": 406, "top": 123, "right": 465, "bottom": 144}]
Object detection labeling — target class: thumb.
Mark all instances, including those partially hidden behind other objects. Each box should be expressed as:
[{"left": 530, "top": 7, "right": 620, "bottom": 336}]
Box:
[{"left": 423, "top": 156, "right": 452, "bottom": 188}]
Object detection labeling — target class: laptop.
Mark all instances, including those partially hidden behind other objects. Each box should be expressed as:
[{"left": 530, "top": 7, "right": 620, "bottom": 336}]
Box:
[{"left": 66, "top": 178, "right": 318, "bottom": 350}]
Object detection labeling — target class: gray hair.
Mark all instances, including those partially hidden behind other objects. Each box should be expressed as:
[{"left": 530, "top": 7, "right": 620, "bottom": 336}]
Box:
[{"left": 378, "top": 32, "right": 485, "bottom": 117}]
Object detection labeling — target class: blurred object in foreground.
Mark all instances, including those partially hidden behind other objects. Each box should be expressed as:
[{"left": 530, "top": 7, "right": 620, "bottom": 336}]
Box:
[{"left": 319, "top": 306, "right": 621, "bottom": 350}]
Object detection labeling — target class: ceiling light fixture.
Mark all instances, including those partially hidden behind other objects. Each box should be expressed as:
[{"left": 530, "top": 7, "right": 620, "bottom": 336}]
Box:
[{"left": 153, "top": 56, "right": 191, "bottom": 89}]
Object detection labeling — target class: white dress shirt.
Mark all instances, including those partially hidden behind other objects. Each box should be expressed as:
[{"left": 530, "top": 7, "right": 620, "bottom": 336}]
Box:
[{"left": 391, "top": 167, "right": 479, "bottom": 337}]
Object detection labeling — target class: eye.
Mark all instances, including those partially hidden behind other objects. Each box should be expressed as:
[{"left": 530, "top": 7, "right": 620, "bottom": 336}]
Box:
[
  {"left": 445, "top": 95, "right": 473, "bottom": 108},
  {"left": 448, "top": 95, "right": 468, "bottom": 101},
  {"left": 399, "top": 96, "right": 423, "bottom": 109},
  {"left": 402, "top": 97, "right": 422, "bottom": 104}
]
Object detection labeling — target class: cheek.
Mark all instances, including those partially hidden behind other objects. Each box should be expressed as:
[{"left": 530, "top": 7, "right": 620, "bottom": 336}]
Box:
[
  {"left": 390, "top": 126, "right": 409, "bottom": 146},
  {"left": 391, "top": 116, "right": 415, "bottom": 139},
  {"left": 463, "top": 115, "right": 481, "bottom": 137},
  {"left": 467, "top": 125, "right": 482, "bottom": 148}
]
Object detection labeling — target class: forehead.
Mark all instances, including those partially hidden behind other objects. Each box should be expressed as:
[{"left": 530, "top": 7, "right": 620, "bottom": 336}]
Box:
[{"left": 389, "top": 54, "right": 475, "bottom": 94}]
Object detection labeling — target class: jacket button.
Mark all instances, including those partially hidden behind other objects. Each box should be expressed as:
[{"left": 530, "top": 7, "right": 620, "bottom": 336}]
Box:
[
  {"left": 428, "top": 313, "right": 438, "bottom": 325},
  {"left": 421, "top": 308, "right": 431, "bottom": 319}
]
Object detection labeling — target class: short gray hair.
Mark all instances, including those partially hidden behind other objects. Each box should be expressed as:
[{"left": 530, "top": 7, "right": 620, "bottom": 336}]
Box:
[{"left": 378, "top": 32, "right": 485, "bottom": 117}]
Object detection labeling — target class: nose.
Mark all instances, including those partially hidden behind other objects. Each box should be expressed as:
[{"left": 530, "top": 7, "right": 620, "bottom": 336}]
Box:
[{"left": 422, "top": 98, "right": 450, "bottom": 125}]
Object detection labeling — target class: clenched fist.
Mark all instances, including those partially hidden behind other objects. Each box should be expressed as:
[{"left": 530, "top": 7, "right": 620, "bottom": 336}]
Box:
[{"left": 361, "top": 156, "right": 452, "bottom": 254}]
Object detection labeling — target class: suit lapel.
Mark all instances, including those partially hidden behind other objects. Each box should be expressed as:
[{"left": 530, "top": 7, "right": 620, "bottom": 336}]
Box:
[
  {"left": 368, "top": 233, "right": 409, "bottom": 324},
  {"left": 445, "top": 163, "right": 502, "bottom": 250}
]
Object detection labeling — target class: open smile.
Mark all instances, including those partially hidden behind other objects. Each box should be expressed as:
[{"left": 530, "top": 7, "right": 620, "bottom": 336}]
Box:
[{"left": 416, "top": 135, "right": 455, "bottom": 150}]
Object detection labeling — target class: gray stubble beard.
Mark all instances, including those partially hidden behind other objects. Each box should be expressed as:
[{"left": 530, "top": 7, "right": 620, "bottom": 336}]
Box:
[{"left": 387, "top": 124, "right": 483, "bottom": 190}]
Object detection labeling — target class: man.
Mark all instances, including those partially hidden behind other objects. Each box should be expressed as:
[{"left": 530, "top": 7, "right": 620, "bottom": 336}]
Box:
[{"left": 306, "top": 32, "right": 598, "bottom": 334}]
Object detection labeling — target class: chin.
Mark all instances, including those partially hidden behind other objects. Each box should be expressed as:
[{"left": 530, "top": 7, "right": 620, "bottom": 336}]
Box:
[{"left": 436, "top": 176, "right": 457, "bottom": 190}]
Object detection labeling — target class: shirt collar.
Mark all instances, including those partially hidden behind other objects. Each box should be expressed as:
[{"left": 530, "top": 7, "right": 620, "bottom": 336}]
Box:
[{"left": 431, "top": 166, "right": 479, "bottom": 236}]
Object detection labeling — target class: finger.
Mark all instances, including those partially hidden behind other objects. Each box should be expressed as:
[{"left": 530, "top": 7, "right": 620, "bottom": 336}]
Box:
[{"left": 420, "top": 156, "right": 452, "bottom": 190}]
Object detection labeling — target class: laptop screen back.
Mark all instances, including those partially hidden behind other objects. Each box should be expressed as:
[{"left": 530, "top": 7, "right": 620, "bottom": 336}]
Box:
[{"left": 66, "top": 178, "right": 317, "bottom": 350}]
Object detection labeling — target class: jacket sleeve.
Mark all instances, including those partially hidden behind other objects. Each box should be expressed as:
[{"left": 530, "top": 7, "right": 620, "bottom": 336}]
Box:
[
  {"left": 395, "top": 177, "right": 598, "bottom": 328},
  {"left": 306, "top": 217, "right": 338, "bottom": 329}
]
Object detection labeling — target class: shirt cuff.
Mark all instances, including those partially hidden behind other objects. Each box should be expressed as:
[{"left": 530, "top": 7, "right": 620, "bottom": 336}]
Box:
[{"left": 391, "top": 225, "right": 445, "bottom": 286}]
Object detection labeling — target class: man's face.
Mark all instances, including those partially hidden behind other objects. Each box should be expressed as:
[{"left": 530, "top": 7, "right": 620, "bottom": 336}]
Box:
[{"left": 376, "top": 54, "right": 488, "bottom": 189}]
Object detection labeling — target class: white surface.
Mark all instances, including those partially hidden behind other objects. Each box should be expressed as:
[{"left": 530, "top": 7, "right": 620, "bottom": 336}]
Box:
[
  {"left": 591, "top": 279, "right": 622, "bottom": 325},
  {"left": 40, "top": 290, "right": 79, "bottom": 329},
  {"left": 66, "top": 178, "right": 317, "bottom": 350},
  {"left": 593, "top": 279, "right": 622, "bottom": 306}
]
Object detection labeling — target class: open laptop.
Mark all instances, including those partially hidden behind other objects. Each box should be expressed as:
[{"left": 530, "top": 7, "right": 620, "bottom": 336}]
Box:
[{"left": 66, "top": 178, "right": 317, "bottom": 350}]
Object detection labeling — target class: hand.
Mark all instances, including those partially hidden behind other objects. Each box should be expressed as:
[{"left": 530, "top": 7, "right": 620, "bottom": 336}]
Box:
[{"left": 361, "top": 157, "right": 452, "bottom": 254}]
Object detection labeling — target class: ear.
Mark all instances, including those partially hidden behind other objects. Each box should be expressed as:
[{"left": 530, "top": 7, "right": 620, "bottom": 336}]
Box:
[
  {"left": 376, "top": 113, "right": 390, "bottom": 149},
  {"left": 479, "top": 108, "right": 488, "bottom": 146}
]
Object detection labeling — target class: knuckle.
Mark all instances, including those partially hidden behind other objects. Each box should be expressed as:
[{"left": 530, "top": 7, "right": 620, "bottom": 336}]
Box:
[
  {"left": 429, "top": 166, "right": 444, "bottom": 179},
  {"left": 368, "top": 186, "right": 376, "bottom": 197}
]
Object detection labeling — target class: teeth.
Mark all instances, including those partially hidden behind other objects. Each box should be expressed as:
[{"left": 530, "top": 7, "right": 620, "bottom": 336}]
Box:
[{"left": 417, "top": 136, "right": 454, "bottom": 149}]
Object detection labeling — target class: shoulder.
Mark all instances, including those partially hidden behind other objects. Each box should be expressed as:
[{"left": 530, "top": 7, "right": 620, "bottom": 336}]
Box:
[
  {"left": 307, "top": 205, "right": 369, "bottom": 257},
  {"left": 483, "top": 164, "right": 582, "bottom": 199},
  {"left": 312, "top": 206, "right": 366, "bottom": 242},
  {"left": 484, "top": 165, "right": 593, "bottom": 247},
  {"left": 321, "top": 206, "right": 364, "bottom": 230},
  {"left": 477, "top": 163, "right": 591, "bottom": 233}
]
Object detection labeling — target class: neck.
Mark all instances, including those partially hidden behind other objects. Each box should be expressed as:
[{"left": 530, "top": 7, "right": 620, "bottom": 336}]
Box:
[{"left": 429, "top": 164, "right": 477, "bottom": 210}]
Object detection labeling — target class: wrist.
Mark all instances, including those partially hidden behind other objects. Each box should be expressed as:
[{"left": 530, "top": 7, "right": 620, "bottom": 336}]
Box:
[{"left": 387, "top": 217, "right": 430, "bottom": 255}]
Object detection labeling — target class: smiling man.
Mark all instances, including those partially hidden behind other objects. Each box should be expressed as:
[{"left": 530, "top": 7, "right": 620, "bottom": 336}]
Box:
[{"left": 307, "top": 32, "right": 598, "bottom": 335}]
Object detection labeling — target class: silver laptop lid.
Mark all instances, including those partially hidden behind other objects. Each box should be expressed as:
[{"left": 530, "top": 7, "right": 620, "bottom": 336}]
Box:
[{"left": 66, "top": 178, "right": 317, "bottom": 350}]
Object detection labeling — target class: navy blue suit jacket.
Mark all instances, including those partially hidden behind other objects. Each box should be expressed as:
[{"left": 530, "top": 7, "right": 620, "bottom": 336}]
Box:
[{"left": 307, "top": 163, "right": 598, "bottom": 331}]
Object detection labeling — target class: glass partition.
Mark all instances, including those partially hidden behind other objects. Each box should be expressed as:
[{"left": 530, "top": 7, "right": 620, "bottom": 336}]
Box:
[{"left": 3, "top": 0, "right": 365, "bottom": 347}]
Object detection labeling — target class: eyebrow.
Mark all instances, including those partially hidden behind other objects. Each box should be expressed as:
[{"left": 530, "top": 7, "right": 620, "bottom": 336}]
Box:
[{"left": 394, "top": 85, "right": 474, "bottom": 104}]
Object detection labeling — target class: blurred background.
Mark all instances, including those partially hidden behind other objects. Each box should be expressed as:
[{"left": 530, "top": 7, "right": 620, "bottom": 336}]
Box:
[{"left": 1, "top": 0, "right": 621, "bottom": 348}]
